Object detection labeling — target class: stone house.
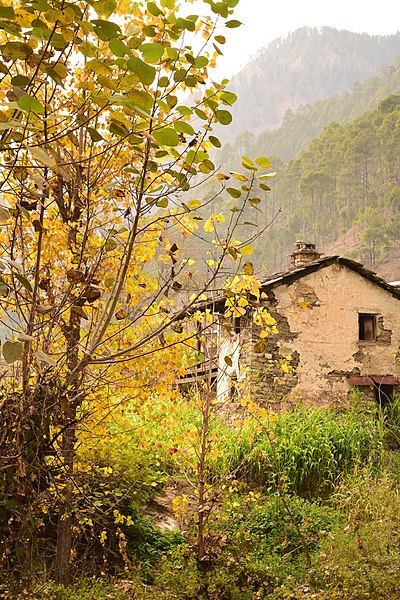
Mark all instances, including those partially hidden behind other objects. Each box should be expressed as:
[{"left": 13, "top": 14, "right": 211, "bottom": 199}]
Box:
[{"left": 212, "top": 242, "right": 400, "bottom": 408}]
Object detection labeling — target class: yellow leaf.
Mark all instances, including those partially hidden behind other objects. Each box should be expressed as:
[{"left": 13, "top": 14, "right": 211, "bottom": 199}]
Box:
[
  {"left": 231, "top": 172, "right": 248, "bottom": 182},
  {"left": 241, "top": 245, "right": 253, "bottom": 256},
  {"left": 253, "top": 340, "right": 266, "bottom": 353},
  {"left": 298, "top": 300, "right": 312, "bottom": 310},
  {"left": 203, "top": 217, "right": 214, "bottom": 232},
  {"left": 100, "top": 530, "right": 107, "bottom": 544},
  {"left": 243, "top": 262, "right": 254, "bottom": 275}
]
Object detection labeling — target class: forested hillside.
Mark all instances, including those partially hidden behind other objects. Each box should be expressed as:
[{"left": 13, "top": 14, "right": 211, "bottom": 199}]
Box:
[
  {"left": 250, "top": 96, "right": 400, "bottom": 278},
  {"left": 197, "top": 95, "right": 400, "bottom": 280},
  {"left": 220, "top": 61, "right": 400, "bottom": 163},
  {"left": 224, "top": 27, "right": 400, "bottom": 138}
]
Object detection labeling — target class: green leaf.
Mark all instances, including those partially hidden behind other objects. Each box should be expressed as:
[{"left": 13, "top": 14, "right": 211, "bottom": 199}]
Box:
[
  {"left": 173, "top": 68, "right": 186, "bottom": 82},
  {"left": 199, "top": 159, "right": 215, "bottom": 173},
  {"left": 173, "top": 121, "right": 195, "bottom": 135},
  {"left": 226, "top": 187, "right": 241, "bottom": 199},
  {"left": 213, "top": 42, "right": 223, "bottom": 56},
  {"left": 158, "top": 76, "right": 169, "bottom": 87},
  {"left": 139, "top": 42, "right": 164, "bottom": 63},
  {"left": 220, "top": 91, "right": 237, "bottom": 105},
  {"left": 177, "top": 105, "right": 192, "bottom": 116},
  {"left": 2, "top": 41, "right": 33, "bottom": 59},
  {"left": 104, "top": 239, "right": 117, "bottom": 252},
  {"left": 175, "top": 17, "right": 195, "bottom": 31},
  {"left": 224, "top": 355, "right": 233, "bottom": 366},
  {"left": 184, "top": 75, "right": 197, "bottom": 88},
  {"left": 127, "top": 57, "right": 156, "bottom": 85},
  {"left": 17, "top": 94, "right": 45, "bottom": 115},
  {"left": 15, "top": 273, "right": 32, "bottom": 292},
  {"left": 44, "top": 66, "right": 63, "bottom": 86},
  {"left": 242, "top": 156, "right": 257, "bottom": 171},
  {"left": 156, "top": 197, "right": 168, "bottom": 208},
  {"left": 11, "top": 74, "right": 30, "bottom": 88},
  {"left": 225, "top": 19, "right": 242, "bottom": 28},
  {"left": 97, "top": 74, "right": 118, "bottom": 91},
  {"left": 187, "top": 149, "right": 208, "bottom": 164},
  {"left": 92, "top": 0, "right": 117, "bottom": 17},
  {"left": 87, "top": 127, "right": 104, "bottom": 142},
  {"left": 128, "top": 89, "right": 153, "bottom": 109},
  {"left": 256, "top": 156, "right": 270, "bottom": 169},
  {"left": 195, "top": 56, "right": 209, "bottom": 68},
  {"left": 209, "top": 135, "right": 221, "bottom": 148},
  {"left": 216, "top": 109, "right": 232, "bottom": 125},
  {"left": 153, "top": 127, "right": 179, "bottom": 147},
  {"left": 142, "top": 24, "right": 156, "bottom": 37},
  {"left": 209, "top": 2, "right": 228, "bottom": 17},
  {"left": 30, "top": 147, "right": 56, "bottom": 168},
  {"left": 147, "top": 2, "right": 163, "bottom": 17},
  {"left": 194, "top": 107, "right": 207, "bottom": 120},
  {"left": 49, "top": 33, "right": 68, "bottom": 51},
  {"left": 0, "top": 19, "right": 21, "bottom": 35},
  {"left": 92, "top": 19, "right": 121, "bottom": 41},
  {"left": 214, "top": 35, "right": 226, "bottom": 44},
  {"left": 2, "top": 341, "right": 23, "bottom": 364},
  {"left": 109, "top": 37, "right": 130, "bottom": 57},
  {"left": 87, "top": 58, "right": 112, "bottom": 75},
  {"left": 0, "top": 6, "right": 15, "bottom": 18},
  {"left": 79, "top": 40, "right": 98, "bottom": 58},
  {"left": 109, "top": 122, "right": 128, "bottom": 137}
]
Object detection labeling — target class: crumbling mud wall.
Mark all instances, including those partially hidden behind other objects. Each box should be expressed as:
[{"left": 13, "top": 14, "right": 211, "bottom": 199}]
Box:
[{"left": 240, "top": 263, "right": 400, "bottom": 407}]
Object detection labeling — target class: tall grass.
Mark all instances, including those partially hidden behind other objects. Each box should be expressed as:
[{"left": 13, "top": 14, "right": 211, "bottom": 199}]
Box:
[{"left": 208, "top": 405, "right": 383, "bottom": 496}]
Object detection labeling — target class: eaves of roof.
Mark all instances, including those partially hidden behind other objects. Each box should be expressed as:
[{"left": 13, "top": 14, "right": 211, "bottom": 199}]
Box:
[{"left": 259, "top": 256, "right": 400, "bottom": 300}]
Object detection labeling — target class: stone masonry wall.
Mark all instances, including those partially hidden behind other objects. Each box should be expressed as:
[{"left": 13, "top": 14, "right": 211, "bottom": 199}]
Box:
[{"left": 240, "top": 263, "right": 400, "bottom": 408}]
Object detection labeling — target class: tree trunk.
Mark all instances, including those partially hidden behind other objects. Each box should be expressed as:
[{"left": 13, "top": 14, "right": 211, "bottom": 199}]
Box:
[
  {"left": 54, "top": 410, "right": 77, "bottom": 584},
  {"left": 55, "top": 288, "right": 81, "bottom": 584}
]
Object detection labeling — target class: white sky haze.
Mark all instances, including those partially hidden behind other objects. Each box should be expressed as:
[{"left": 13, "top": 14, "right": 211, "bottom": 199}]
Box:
[{"left": 207, "top": 0, "right": 400, "bottom": 79}]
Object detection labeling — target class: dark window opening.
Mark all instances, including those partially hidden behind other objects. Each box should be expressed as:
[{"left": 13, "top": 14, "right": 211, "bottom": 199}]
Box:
[
  {"left": 359, "top": 313, "right": 377, "bottom": 342},
  {"left": 229, "top": 376, "right": 238, "bottom": 400},
  {"left": 374, "top": 384, "right": 393, "bottom": 408},
  {"left": 234, "top": 317, "right": 241, "bottom": 334}
]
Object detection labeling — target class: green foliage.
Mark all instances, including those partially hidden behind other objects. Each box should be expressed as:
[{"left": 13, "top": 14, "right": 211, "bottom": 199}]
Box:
[
  {"left": 312, "top": 470, "right": 400, "bottom": 600},
  {"left": 245, "top": 495, "right": 341, "bottom": 556},
  {"left": 126, "top": 504, "right": 183, "bottom": 583},
  {"left": 4, "top": 395, "right": 400, "bottom": 599},
  {"left": 203, "top": 405, "right": 382, "bottom": 496}
]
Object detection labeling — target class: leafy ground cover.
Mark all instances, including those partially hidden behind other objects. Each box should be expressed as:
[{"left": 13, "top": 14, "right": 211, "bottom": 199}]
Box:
[{"left": 2, "top": 398, "right": 400, "bottom": 599}]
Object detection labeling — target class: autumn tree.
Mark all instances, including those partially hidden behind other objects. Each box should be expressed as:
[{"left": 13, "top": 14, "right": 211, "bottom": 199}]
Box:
[{"left": 0, "top": 0, "right": 274, "bottom": 585}]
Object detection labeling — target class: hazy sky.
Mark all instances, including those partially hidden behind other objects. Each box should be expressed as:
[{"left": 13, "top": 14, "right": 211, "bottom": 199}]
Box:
[{"left": 207, "top": 0, "right": 400, "bottom": 79}]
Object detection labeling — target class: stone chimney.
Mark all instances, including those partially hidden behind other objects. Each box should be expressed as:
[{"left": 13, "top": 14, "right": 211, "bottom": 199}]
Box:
[{"left": 290, "top": 241, "right": 321, "bottom": 268}]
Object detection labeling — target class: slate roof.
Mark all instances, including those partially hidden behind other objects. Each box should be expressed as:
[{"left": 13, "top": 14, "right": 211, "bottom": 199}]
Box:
[
  {"left": 193, "top": 255, "right": 400, "bottom": 314},
  {"left": 258, "top": 256, "right": 400, "bottom": 300}
]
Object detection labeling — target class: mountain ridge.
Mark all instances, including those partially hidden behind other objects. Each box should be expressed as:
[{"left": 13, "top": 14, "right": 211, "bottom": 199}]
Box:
[{"left": 223, "top": 27, "right": 400, "bottom": 139}]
